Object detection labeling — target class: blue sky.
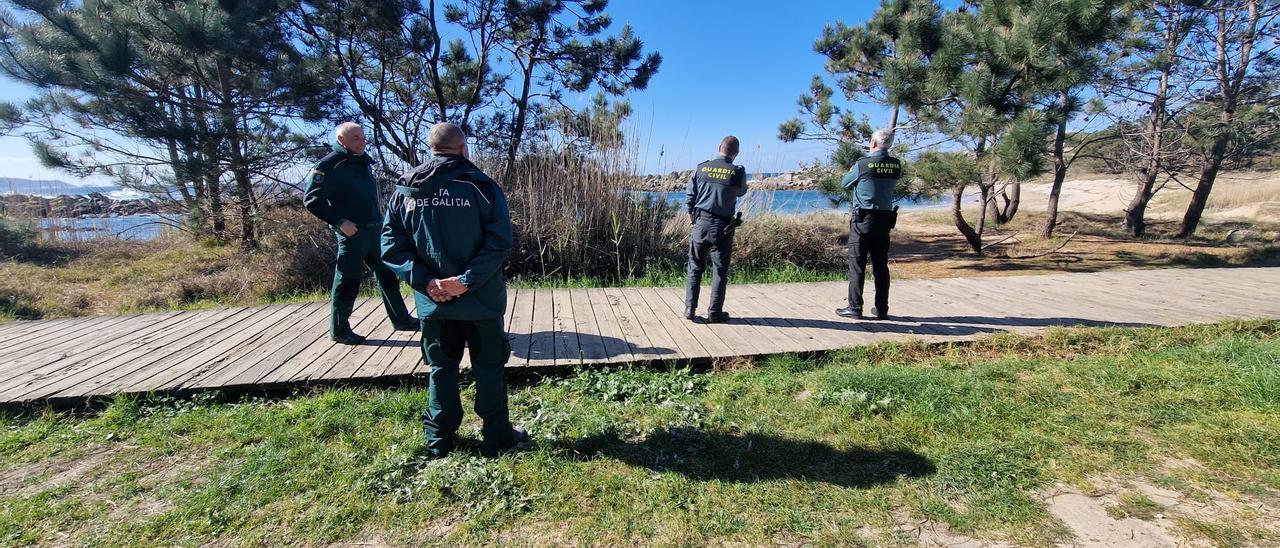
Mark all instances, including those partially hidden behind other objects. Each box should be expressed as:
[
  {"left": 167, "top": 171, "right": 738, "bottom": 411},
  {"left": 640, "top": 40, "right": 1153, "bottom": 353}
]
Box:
[{"left": 0, "top": 1, "right": 956, "bottom": 182}]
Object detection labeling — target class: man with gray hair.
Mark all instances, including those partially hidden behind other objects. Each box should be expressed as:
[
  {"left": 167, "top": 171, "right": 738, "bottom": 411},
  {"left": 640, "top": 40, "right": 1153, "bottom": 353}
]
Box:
[
  {"left": 836, "top": 128, "right": 902, "bottom": 320},
  {"left": 303, "top": 122, "right": 416, "bottom": 344}
]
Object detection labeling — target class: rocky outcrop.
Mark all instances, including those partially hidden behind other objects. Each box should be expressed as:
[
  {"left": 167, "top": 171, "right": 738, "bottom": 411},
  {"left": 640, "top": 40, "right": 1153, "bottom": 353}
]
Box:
[
  {"left": 0, "top": 192, "right": 169, "bottom": 218},
  {"left": 630, "top": 165, "right": 841, "bottom": 192}
]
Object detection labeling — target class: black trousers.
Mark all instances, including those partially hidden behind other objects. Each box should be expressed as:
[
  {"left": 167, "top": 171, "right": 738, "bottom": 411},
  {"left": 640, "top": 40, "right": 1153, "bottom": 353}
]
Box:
[
  {"left": 847, "top": 210, "right": 892, "bottom": 312},
  {"left": 685, "top": 214, "right": 734, "bottom": 314}
]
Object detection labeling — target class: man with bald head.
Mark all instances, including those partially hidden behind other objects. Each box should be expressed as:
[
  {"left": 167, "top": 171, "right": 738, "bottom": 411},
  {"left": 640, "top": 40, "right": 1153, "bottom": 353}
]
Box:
[
  {"left": 304, "top": 122, "right": 416, "bottom": 345},
  {"left": 382, "top": 122, "right": 526, "bottom": 458}
]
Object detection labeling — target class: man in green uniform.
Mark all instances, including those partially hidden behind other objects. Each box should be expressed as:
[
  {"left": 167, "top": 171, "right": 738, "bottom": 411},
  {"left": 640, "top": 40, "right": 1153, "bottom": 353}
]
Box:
[
  {"left": 304, "top": 122, "right": 417, "bottom": 345},
  {"left": 382, "top": 122, "right": 526, "bottom": 458},
  {"left": 836, "top": 128, "right": 902, "bottom": 320}
]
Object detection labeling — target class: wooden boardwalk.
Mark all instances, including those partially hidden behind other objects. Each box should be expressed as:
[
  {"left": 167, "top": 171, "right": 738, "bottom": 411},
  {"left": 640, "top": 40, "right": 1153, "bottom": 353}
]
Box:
[{"left": 0, "top": 267, "right": 1277, "bottom": 404}]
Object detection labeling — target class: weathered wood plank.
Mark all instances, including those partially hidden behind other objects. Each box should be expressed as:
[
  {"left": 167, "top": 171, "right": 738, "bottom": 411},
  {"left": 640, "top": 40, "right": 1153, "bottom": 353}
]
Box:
[
  {"left": 182, "top": 302, "right": 329, "bottom": 389},
  {"left": 551, "top": 289, "right": 582, "bottom": 365},
  {"left": 568, "top": 288, "right": 609, "bottom": 363},
  {"left": 526, "top": 288, "right": 556, "bottom": 367},
  {"left": 18, "top": 307, "right": 254, "bottom": 401},
  {"left": 584, "top": 287, "right": 635, "bottom": 362}
]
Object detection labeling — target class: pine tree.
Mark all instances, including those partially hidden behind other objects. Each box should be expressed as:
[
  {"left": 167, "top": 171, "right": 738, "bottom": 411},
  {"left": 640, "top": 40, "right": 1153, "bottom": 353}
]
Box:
[
  {"left": 291, "top": 0, "right": 505, "bottom": 170},
  {"left": 1109, "top": 0, "right": 1202, "bottom": 237},
  {"left": 1037, "top": 0, "right": 1126, "bottom": 238},
  {"left": 0, "top": 0, "right": 338, "bottom": 248},
  {"left": 496, "top": 0, "right": 661, "bottom": 181},
  {"left": 778, "top": 0, "right": 945, "bottom": 206},
  {"left": 1175, "top": 0, "right": 1278, "bottom": 238}
]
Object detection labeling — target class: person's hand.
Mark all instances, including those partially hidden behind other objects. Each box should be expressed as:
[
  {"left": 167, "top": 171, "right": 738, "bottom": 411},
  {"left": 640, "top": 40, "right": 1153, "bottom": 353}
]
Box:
[
  {"left": 437, "top": 277, "right": 468, "bottom": 297},
  {"left": 426, "top": 279, "right": 453, "bottom": 302},
  {"left": 688, "top": 212, "right": 695, "bottom": 225},
  {"left": 339, "top": 221, "right": 358, "bottom": 237}
]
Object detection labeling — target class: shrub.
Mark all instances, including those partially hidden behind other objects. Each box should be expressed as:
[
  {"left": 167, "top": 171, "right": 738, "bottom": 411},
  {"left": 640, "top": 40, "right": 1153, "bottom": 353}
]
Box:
[{"left": 0, "top": 216, "right": 35, "bottom": 256}]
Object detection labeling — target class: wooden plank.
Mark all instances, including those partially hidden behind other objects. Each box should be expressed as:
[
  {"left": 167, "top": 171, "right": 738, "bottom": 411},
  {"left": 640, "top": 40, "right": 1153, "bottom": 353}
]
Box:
[
  {"left": 783, "top": 282, "right": 920, "bottom": 342},
  {"left": 116, "top": 304, "right": 307, "bottom": 394},
  {"left": 526, "top": 288, "right": 557, "bottom": 366},
  {"left": 214, "top": 298, "right": 357, "bottom": 387},
  {"left": 338, "top": 303, "right": 408, "bottom": 380},
  {"left": 50, "top": 306, "right": 271, "bottom": 399},
  {"left": 583, "top": 287, "right": 635, "bottom": 362},
  {"left": 0, "top": 311, "right": 186, "bottom": 390},
  {"left": 617, "top": 286, "right": 687, "bottom": 360},
  {"left": 0, "top": 316, "right": 83, "bottom": 343},
  {"left": 0, "top": 311, "right": 215, "bottom": 401},
  {"left": 504, "top": 288, "right": 534, "bottom": 369},
  {"left": 377, "top": 297, "right": 422, "bottom": 377},
  {"left": 603, "top": 286, "right": 674, "bottom": 361},
  {"left": 551, "top": 289, "right": 582, "bottom": 365},
  {"left": 643, "top": 286, "right": 737, "bottom": 359},
  {"left": 182, "top": 302, "right": 330, "bottom": 389},
  {"left": 274, "top": 298, "right": 386, "bottom": 383},
  {"left": 0, "top": 315, "right": 124, "bottom": 356},
  {"left": 717, "top": 284, "right": 815, "bottom": 353},
  {"left": 739, "top": 283, "right": 876, "bottom": 349},
  {"left": 12, "top": 307, "right": 252, "bottom": 401},
  {"left": 568, "top": 288, "right": 609, "bottom": 363}
]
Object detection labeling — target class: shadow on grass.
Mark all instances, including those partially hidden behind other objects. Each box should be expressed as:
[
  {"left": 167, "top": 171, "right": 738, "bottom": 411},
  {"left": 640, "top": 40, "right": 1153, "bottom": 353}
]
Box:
[{"left": 554, "top": 426, "right": 936, "bottom": 487}]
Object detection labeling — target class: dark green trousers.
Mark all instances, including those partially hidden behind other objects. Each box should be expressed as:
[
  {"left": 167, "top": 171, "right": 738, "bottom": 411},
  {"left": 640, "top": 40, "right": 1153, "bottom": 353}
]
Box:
[
  {"left": 421, "top": 317, "right": 514, "bottom": 456},
  {"left": 331, "top": 227, "right": 413, "bottom": 337}
]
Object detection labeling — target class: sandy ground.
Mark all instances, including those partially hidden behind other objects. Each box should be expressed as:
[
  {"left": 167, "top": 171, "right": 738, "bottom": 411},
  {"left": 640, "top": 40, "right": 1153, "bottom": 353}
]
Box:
[{"left": 1014, "top": 170, "right": 1280, "bottom": 223}]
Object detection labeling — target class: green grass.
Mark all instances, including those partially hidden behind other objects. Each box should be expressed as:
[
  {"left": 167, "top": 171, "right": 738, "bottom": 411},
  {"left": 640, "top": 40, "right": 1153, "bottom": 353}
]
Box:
[{"left": 1, "top": 322, "right": 1277, "bottom": 546}]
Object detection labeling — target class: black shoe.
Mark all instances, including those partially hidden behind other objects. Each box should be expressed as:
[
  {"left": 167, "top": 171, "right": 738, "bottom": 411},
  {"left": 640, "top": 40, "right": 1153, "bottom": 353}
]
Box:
[
  {"left": 331, "top": 331, "right": 367, "bottom": 345},
  {"left": 706, "top": 311, "right": 731, "bottom": 324},
  {"left": 684, "top": 307, "right": 697, "bottom": 321},
  {"left": 482, "top": 427, "right": 530, "bottom": 458},
  {"left": 835, "top": 307, "right": 863, "bottom": 319},
  {"left": 393, "top": 320, "right": 420, "bottom": 331},
  {"left": 871, "top": 308, "right": 889, "bottom": 320}
]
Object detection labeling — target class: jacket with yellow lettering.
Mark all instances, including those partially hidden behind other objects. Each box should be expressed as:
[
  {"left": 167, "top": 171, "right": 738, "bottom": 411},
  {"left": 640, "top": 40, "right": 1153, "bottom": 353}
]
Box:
[
  {"left": 381, "top": 154, "right": 512, "bottom": 321},
  {"left": 842, "top": 150, "right": 901, "bottom": 211},
  {"left": 686, "top": 155, "right": 748, "bottom": 219}
]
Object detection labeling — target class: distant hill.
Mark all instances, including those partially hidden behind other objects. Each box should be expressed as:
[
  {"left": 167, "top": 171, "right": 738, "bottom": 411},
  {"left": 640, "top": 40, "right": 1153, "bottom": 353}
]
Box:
[{"left": 0, "top": 177, "right": 118, "bottom": 197}]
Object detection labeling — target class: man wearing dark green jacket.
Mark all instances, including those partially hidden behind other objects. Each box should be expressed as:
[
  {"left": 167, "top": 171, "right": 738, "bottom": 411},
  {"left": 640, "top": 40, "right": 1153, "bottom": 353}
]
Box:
[
  {"left": 304, "top": 123, "right": 417, "bottom": 344},
  {"left": 382, "top": 122, "right": 526, "bottom": 458}
]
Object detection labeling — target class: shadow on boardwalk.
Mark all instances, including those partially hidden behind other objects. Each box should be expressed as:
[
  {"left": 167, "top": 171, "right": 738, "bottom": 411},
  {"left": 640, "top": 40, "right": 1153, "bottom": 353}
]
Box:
[
  {"left": 555, "top": 426, "right": 935, "bottom": 487},
  {"left": 510, "top": 331, "right": 676, "bottom": 361}
]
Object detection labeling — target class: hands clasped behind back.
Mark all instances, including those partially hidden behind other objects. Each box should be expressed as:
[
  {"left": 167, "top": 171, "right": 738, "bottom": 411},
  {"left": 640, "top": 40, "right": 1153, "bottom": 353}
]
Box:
[{"left": 426, "top": 277, "right": 468, "bottom": 302}]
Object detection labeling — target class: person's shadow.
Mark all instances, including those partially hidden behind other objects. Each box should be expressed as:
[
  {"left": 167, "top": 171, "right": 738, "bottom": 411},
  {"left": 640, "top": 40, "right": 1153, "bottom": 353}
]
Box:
[{"left": 553, "top": 426, "right": 935, "bottom": 488}]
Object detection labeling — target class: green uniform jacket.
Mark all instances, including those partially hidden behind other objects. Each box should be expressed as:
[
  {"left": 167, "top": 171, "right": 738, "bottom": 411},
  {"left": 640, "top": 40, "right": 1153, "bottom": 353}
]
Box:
[
  {"left": 381, "top": 154, "right": 512, "bottom": 321},
  {"left": 303, "top": 142, "right": 383, "bottom": 228},
  {"left": 841, "top": 150, "right": 902, "bottom": 211}
]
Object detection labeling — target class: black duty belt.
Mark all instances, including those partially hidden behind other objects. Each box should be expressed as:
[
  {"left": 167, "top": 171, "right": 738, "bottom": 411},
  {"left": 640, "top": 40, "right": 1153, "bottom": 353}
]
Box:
[{"left": 695, "top": 208, "right": 734, "bottom": 222}]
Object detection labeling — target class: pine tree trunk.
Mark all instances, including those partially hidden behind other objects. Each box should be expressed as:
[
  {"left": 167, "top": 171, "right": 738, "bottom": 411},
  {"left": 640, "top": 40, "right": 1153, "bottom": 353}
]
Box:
[
  {"left": 503, "top": 35, "right": 541, "bottom": 182},
  {"left": 217, "top": 60, "right": 257, "bottom": 250},
  {"left": 952, "top": 186, "right": 981, "bottom": 254},
  {"left": 1004, "top": 182, "right": 1020, "bottom": 222},
  {"left": 1042, "top": 95, "right": 1069, "bottom": 238},
  {"left": 1126, "top": 80, "right": 1172, "bottom": 237},
  {"left": 1177, "top": 131, "right": 1229, "bottom": 238}
]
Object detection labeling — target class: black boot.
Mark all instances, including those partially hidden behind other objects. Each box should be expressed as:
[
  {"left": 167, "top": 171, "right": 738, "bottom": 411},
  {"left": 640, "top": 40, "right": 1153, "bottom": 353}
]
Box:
[
  {"left": 706, "top": 311, "right": 731, "bottom": 324},
  {"left": 331, "top": 331, "right": 367, "bottom": 345},
  {"left": 871, "top": 307, "right": 889, "bottom": 320},
  {"left": 835, "top": 307, "right": 863, "bottom": 319}
]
